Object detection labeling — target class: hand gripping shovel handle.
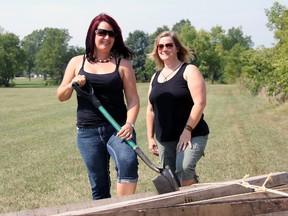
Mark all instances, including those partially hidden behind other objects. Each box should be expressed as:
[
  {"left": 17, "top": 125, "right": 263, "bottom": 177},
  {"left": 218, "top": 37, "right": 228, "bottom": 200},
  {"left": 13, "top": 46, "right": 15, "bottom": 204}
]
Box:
[
  {"left": 72, "top": 82, "right": 161, "bottom": 174},
  {"left": 72, "top": 81, "right": 180, "bottom": 194}
]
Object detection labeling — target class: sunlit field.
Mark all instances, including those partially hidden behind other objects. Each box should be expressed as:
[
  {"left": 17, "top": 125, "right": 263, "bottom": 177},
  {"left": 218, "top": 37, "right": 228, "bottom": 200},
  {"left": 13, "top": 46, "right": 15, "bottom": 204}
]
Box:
[{"left": 0, "top": 79, "right": 287, "bottom": 213}]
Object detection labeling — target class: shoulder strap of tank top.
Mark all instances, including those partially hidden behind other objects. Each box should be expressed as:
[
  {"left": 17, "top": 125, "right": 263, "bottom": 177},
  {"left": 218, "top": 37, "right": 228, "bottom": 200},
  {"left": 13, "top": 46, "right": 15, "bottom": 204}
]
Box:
[
  {"left": 151, "top": 70, "right": 161, "bottom": 87},
  {"left": 115, "top": 57, "right": 121, "bottom": 70},
  {"left": 81, "top": 55, "right": 86, "bottom": 69},
  {"left": 154, "top": 70, "right": 161, "bottom": 79},
  {"left": 177, "top": 62, "right": 188, "bottom": 75},
  {"left": 181, "top": 62, "right": 188, "bottom": 70},
  {"left": 77, "top": 55, "right": 86, "bottom": 75}
]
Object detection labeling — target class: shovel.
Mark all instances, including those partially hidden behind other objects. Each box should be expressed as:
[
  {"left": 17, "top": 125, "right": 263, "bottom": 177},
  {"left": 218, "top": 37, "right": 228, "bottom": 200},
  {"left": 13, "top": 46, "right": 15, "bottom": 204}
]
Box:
[{"left": 72, "top": 81, "right": 179, "bottom": 194}]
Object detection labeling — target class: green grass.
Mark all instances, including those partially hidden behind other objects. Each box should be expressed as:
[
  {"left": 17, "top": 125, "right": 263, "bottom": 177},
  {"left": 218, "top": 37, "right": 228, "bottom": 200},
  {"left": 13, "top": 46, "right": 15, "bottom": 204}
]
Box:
[
  {"left": 0, "top": 81, "right": 287, "bottom": 213},
  {"left": 12, "top": 78, "right": 49, "bottom": 88}
]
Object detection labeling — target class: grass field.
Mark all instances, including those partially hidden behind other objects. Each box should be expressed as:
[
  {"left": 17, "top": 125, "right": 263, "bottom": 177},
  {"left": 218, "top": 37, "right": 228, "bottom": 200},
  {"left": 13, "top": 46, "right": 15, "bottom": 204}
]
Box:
[{"left": 0, "top": 79, "right": 287, "bottom": 213}]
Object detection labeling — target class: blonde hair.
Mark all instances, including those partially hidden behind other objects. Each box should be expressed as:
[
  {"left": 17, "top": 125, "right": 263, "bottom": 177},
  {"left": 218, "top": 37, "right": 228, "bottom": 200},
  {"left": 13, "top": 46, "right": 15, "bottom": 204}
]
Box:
[{"left": 149, "top": 31, "right": 192, "bottom": 70}]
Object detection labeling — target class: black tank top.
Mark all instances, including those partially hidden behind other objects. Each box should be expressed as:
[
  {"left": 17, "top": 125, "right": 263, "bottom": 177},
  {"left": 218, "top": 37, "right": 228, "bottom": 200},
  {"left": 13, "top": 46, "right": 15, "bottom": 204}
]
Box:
[
  {"left": 149, "top": 63, "right": 209, "bottom": 141},
  {"left": 76, "top": 57, "right": 127, "bottom": 128}
]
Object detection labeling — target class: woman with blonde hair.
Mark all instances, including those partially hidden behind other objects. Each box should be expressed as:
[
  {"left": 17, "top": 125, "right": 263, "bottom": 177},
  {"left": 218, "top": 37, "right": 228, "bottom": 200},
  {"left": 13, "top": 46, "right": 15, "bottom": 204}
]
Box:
[{"left": 146, "top": 31, "right": 209, "bottom": 186}]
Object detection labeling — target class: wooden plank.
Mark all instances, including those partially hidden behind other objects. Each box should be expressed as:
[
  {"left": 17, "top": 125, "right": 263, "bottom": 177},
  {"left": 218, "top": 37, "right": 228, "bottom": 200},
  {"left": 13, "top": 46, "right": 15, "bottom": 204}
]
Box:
[
  {"left": 104, "top": 198, "right": 288, "bottom": 216},
  {"left": 189, "top": 186, "right": 288, "bottom": 204},
  {"left": 257, "top": 211, "right": 288, "bottom": 216},
  {"left": 1, "top": 192, "right": 157, "bottom": 216},
  {"left": 2, "top": 172, "right": 287, "bottom": 216},
  {"left": 49, "top": 172, "right": 288, "bottom": 216}
]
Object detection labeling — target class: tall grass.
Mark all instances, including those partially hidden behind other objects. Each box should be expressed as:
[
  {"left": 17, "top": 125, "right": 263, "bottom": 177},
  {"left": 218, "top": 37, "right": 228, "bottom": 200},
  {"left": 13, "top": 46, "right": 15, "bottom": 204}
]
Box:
[{"left": 0, "top": 81, "right": 287, "bottom": 213}]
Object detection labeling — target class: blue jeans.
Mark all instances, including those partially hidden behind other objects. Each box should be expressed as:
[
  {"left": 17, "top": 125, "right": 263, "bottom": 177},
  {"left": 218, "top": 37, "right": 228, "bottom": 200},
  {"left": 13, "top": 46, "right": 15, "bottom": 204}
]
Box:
[
  {"left": 156, "top": 135, "right": 208, "bottom": 182},
  {"left": 77, "top": 124, "right": 138, "bottom": 200}
]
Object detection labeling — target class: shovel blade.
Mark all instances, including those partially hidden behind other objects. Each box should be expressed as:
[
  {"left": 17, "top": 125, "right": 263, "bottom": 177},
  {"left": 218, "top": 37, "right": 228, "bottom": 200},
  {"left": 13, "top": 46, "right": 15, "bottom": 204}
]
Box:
[{"left": 152, "top": 166, "right": 179, "bottom": 194}]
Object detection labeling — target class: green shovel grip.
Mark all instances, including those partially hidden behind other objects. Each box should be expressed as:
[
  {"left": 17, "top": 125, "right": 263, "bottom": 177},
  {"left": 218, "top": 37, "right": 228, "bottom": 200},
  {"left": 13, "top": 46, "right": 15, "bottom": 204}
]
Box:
[{"left": 98, "top": 106, "right": 137, "bottom": 149}]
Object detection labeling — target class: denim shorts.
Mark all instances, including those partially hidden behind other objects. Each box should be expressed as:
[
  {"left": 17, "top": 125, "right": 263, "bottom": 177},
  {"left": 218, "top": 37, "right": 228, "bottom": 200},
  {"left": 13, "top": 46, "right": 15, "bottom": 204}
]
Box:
[
  {"left": 77, "top": 124, "right": 138, "bottom": 199},
  {"left": 156, "top": 135, "right": 208, "bottom": 182}
]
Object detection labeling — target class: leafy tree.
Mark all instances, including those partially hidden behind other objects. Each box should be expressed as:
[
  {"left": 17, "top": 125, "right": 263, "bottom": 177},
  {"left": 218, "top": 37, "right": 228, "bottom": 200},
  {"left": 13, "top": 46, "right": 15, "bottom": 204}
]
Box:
[
  {"left": 21, "top": 30, "right": 45, "bottom": 79},
  {"left": 143, "top": 58, "right": 156, "bottom": 81},
  {"left": 22, "top": 28, "right": 83, "bottom": 83},
  {"left": 125, "top": 30, "right": 149, "bottom": 81},
  {"left": 265, "top": 1, "right": 288, "bottom": 45},
  {"left": 178, "top": 22, "right": 197, "bottom": 52},
  {"left": 210, "top": 25, "right": 226, "bottom": 44},
  {"left": 240, "top": 47, "right": 274, "bottom": 95},
  {"left": 223, "top": 44, "right": 247, "bottom": 83},
  {"left": 0, "top": 32, "right": 25, "bottom": 86},
  {"left": 238, "top": 2, "right": 287, "bottom": 102},
  {"left": 58, "top": 45, "right": 85, "bottom": 81},
  {"left": 179, "top": 26, "right": 222, "bottom": 83},
  {"left": 214, "top": 27, "right": 254, "bottom": 83},
  {"left": 265, "top": 2, "right": 288, "bottom": 101},
  {"left": 270, "top": 46, "right": 288, "bottom": 102},
  {"left": 222, "top": 27, "right": 254, "bottom": 51},
  {"left": 148, "top": 25, "right": 170, "bottom": 45},
  {"left": 197, "top": 29, "right": 223, "bottom": 82},
  {"left": 34, "top": 28, "right": 71, "bottom": 82},
  {"left": 187, "top": 29, "right": 210, "bottom": 70},
  {"left": 172, "top": 19, "right": 191, "bottom": 34},
  {"left": 208, "top": 26, "right": 226, "bottom": 83}
]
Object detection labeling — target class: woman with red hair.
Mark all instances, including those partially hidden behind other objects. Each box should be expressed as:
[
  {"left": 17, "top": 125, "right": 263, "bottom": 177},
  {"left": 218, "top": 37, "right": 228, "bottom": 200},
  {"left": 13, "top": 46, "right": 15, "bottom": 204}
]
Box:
[{"left": 57, "top": 13, "right": 140, "bottom": 200}]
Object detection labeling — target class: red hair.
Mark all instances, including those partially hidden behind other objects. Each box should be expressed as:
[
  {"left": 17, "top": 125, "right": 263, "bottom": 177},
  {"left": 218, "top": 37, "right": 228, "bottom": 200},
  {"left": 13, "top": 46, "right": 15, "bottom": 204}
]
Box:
[{"left": 85, "top": 13, "right": 134, "bottom": 61}]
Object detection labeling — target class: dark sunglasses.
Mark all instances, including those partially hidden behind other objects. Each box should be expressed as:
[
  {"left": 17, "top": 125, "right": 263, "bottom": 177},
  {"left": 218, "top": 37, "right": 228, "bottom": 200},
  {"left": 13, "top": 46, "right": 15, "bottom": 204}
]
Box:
[
  {"left": 95, "top": 29, "right": 117, "bottom": 38},
  {"left": 157, "top": 43, "right": 174, "bottom": 51}
]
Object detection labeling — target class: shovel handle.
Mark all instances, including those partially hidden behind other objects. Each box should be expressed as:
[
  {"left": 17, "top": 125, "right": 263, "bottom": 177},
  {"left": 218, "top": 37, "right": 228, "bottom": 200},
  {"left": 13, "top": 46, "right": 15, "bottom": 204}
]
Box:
[
  {"left": 72, "top": 82, "right": 93, "bottom": 98},
  {"left": 72, "top": 81, "right": 137, "bottom": 149},
  {"left": 97, "top": 106, "right": 137, "bottom": 149},
  {"left": 72, "top": 81, "right": 162, "bottom": 173},
  {"left": 99, "top": 106, "right": 160, "bottom": 172}
]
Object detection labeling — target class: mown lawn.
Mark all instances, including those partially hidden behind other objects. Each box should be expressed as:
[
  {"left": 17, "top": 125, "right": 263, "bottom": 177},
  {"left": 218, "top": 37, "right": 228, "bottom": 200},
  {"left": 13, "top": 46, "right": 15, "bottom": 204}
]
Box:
[{"left": 0, "top": 80, "right": 287, "bottom": 213}]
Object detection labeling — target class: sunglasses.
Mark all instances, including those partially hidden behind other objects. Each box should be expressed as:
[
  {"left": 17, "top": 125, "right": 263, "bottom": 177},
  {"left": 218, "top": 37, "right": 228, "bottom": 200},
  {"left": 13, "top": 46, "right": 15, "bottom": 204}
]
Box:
[
  {"left": 157, "top": 43, "right": 174, "bottom": 51},
  {"left": 95, "top": 29, "right": 117, "bottom": 38}
]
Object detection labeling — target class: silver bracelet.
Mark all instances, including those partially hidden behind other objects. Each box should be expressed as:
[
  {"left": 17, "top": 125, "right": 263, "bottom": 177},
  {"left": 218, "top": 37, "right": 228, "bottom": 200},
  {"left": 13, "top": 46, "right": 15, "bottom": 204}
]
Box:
[{"left": 126, "top": 121, "right": 135, "bottom": 128}]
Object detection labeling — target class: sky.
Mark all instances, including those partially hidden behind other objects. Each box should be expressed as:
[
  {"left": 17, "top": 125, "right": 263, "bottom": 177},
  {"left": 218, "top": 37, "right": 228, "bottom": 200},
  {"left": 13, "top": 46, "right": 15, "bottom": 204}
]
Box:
[{"left": 0, "top": 0, "right": 287, "bottom": 48}]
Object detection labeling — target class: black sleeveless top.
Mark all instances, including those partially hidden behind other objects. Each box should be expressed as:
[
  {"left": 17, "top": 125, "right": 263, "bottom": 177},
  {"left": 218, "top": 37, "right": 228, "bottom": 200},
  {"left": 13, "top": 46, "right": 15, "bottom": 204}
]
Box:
[
  {"left": 149, "top": 63, "right": 209, "bottom": 142},
  {"left": 76, "top": 57, "right": 127, "bottom": 128}
]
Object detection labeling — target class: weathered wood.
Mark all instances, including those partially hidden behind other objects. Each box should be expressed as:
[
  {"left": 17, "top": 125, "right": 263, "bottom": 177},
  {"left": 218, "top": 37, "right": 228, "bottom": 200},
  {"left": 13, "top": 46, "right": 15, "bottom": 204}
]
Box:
[
  {"left": 190, "top": 185, "right": 288, "bottom": 204},
  {"left": 2, "top": 172, "right": 287, "bottom": 216},
  {"left": 1, "top": 192, "right": 157, "bottom": 216},
  {"left": 50, "top": 172, "right": 288, "bottom": 216},
  {"left": 100, "top": 198, "right": 288, "bottom": 216}
]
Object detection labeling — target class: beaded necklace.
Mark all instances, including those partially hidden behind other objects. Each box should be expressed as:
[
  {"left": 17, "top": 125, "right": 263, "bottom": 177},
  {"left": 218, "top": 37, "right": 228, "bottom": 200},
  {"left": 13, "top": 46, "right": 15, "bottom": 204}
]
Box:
[{"left": 93, "top": 55, "right": 113, "bottom": 63}]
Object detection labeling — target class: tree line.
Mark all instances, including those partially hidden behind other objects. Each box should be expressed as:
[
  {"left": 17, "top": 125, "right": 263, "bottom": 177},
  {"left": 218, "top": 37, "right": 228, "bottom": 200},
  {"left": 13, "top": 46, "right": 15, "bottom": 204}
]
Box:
[{"left": 0, "top": 2, "right": 287, "bottom": 102}]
